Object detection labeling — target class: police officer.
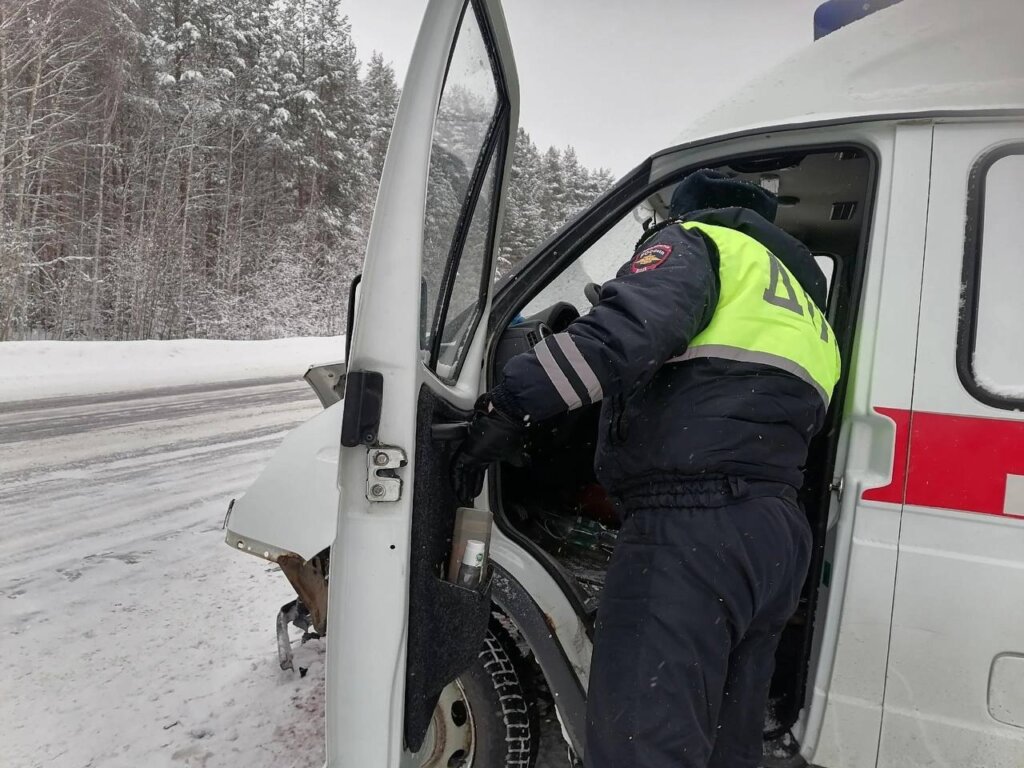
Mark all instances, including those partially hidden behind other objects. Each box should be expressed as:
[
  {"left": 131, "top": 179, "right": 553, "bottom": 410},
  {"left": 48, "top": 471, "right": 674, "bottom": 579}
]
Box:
[{"left": 453, "top": 169, "right": 841, "bottom": 768}]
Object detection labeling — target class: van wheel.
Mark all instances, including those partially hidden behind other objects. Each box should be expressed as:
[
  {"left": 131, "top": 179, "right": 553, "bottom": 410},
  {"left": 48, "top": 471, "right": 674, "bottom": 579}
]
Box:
[{"left": 416, "top": 627, "right": 537, "bottom": 768}]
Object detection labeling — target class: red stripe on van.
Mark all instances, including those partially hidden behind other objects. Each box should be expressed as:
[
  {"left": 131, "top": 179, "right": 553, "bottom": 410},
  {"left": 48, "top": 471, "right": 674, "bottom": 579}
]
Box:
[{"left": 862, "top": 407, "right": 1024, "bottom": 518}]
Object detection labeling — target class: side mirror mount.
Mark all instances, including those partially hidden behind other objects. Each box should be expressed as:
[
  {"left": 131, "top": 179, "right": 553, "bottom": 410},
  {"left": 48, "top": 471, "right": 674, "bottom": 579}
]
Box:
[{"left": 303, "top": 362, "right": 347, "bottom": 409}]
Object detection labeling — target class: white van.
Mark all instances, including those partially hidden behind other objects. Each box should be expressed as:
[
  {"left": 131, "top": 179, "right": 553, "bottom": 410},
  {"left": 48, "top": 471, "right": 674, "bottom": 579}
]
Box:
[{"left": 223, "top": 0, "right": 1024, "bottom": 765}]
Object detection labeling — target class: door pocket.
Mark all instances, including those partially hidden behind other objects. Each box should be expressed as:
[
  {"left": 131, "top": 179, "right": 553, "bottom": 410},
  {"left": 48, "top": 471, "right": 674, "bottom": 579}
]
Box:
[
  {"left": 405, "top": 386, "right": 492, "bottom": 750},
  {"left": 405, "top": 574, "right": 493, "bottom": 751}
]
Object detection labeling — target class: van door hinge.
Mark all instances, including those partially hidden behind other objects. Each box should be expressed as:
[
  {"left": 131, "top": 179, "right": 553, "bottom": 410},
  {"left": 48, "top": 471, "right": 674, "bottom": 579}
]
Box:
[
  {"left": 829, "top": 476, "right": 845, "bottom": 500},
  {"left": 366, "top": 446, "right": 407, "bottom": 502}
]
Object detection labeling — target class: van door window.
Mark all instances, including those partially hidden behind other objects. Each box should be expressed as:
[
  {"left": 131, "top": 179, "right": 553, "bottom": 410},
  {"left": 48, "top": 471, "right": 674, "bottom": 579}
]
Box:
[
  {"left": 959, "top": 148, "right": 1024, "bottom": 404},
  {"left": 814, "top": 254, "right": 835, "bottom": 297},
  {"left": 436, "top": 153, "right": 500, "bottom": 371},
  {"left": 421, "top": 2, "right": 506, "bottom": 379}
]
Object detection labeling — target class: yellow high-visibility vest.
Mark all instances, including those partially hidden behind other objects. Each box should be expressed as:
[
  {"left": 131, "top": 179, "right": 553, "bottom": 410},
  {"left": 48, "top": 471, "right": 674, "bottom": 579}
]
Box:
[{"left": 670, "top": 221, "right": 841, "bottom": 406}]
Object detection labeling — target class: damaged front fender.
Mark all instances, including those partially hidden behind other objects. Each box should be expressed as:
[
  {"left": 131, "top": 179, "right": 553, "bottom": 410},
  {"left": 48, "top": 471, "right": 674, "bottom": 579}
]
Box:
[{"left": 225, "top": 398, "right": 344, "bottom": 564}]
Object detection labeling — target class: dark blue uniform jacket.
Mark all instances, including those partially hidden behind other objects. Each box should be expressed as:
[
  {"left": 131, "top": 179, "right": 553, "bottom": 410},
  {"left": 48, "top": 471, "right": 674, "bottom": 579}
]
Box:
[{"left": 489, "top": 207, "right": 829, "bottom": 511}]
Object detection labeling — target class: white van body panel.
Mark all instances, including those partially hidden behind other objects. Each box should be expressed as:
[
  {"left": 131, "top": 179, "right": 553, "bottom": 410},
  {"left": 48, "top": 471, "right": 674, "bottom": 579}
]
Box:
[
  {"left": 802, "top": 121, "right": 932, "bottom": 768},
  {"left": 225, "top": 401, "right": 343, "bottom": 562},
  {"left": 678, "top": 0, "right": 1024, "bottom": 145},
  {"left": 876, "top": 121, "right": 1024, "bottom": 767}
]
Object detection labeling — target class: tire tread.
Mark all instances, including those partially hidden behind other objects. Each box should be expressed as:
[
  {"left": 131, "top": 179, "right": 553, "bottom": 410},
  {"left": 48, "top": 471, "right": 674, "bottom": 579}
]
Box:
[{"left": 479, "top": 630, "right": 534, "bottom": 768}]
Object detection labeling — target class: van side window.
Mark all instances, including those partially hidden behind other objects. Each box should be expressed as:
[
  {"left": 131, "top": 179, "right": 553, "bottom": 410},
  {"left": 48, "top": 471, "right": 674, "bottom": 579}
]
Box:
[
  {"left": 421, "top": 1, "right": 508, "bottom": 380},
  {"left": 814, "top": 254, "right": 837, "bottom": 309},
  {"left": 959, "top": 148, "right": 1024, "bottom": 405}
]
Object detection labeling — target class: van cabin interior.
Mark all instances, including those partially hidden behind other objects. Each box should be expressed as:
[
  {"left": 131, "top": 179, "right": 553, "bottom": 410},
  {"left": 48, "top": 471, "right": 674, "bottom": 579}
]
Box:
[{"left": 492, "top": 146, "right": 873, "bottom": 756}]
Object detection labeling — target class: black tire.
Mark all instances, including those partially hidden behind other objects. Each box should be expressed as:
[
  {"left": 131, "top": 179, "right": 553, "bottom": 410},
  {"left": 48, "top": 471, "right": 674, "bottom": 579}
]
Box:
[{"left": 456, "top": 626, "right": 538, "bottom": 768}]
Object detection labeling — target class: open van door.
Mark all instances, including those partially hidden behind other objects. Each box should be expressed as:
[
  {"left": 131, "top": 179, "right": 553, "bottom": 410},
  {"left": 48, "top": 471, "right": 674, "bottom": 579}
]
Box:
[{"left": 324, "top": 1, "right": 518, "bottom": 765}]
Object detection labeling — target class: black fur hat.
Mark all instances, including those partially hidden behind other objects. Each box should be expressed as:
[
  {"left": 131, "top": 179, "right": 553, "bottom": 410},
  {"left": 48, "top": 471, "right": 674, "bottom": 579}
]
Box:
[{"left": 669, "top": 169, "right": 778, "bottom": 222}]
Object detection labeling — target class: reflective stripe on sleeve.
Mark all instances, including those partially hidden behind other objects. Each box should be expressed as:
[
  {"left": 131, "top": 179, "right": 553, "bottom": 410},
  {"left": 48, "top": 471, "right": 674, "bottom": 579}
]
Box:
[
  {"left": 554, "top": 334, "right": 604, "bottom": 404},
  {"left": 535, "top": 338, "right": 583, "bottom": 410}
]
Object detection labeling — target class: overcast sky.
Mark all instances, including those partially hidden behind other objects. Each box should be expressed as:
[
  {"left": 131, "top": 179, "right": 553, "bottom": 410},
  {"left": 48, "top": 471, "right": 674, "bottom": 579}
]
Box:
[{"left": 345, "top": 0, "right": 822, "bottom": 176}]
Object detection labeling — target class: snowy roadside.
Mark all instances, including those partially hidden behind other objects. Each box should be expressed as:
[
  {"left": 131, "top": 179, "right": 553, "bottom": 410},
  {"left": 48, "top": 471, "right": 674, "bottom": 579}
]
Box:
[
  {"left": 1, "top": 340, "right": 338, "bottom": 767},
  {"left": 0, "top": 340, "right": 570, "bottom": 768},
  {"left": 0, "top": 377, "right": 328, "bottom": 768},
  {"left": 0, "top": 336, "right": 345, "bottom": 403}
]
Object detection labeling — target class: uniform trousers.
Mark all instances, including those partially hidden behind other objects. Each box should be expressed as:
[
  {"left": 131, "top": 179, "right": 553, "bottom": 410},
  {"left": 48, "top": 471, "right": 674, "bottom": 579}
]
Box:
[{"left": 585, "top": 480, "right": 812, "bottom": 768}]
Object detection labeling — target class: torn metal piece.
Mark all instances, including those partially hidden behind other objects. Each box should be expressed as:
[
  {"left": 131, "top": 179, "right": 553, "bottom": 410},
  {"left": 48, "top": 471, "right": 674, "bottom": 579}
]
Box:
[
  {"left": 278, "top": 553, "right": 329, "bottom": 635},
  {"left": 276, "top": 600, "right": 300, "bottom": 671}
]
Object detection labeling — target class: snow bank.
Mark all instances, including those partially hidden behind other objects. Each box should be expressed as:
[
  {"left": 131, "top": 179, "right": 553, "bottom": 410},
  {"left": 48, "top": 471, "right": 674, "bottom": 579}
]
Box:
[{"left": 0, "top": 336, "right": 345, "bottom": 402}]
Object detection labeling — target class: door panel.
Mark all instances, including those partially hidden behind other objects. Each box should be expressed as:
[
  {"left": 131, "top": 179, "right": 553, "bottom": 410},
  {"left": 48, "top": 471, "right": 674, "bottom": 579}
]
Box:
[
  {"left": 325, "top": 1, "right": 518, "bottom": 765},
  {"left": 803, "top": 123, "right": 931, "bottom": 768},
  {"left": 878, "top": 123, "right": 1024, "bottom": 767}
]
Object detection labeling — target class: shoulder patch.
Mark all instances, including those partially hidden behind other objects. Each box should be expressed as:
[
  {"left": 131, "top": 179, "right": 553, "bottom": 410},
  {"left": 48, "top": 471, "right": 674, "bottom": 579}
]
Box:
[{"left": 631, "top": 243, "right": 671, "bottom": 273}]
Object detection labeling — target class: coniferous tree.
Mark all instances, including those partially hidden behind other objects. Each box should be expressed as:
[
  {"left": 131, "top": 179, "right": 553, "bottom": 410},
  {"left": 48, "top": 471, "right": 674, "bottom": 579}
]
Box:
[
  {"left": 497, "top": 128, "right": 544, "bottom": 279},
  {"left": 361, "top": 52, "right": 399, "bottom": 185},
  {"left": 0, "top": 0, "right": 615, "bottom": 341}
]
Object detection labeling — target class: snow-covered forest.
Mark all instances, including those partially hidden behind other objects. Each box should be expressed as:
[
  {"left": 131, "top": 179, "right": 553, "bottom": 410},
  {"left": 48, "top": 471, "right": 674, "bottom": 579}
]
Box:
[{"left": 0, "top": 0, "right": 615, "bottom": 342}]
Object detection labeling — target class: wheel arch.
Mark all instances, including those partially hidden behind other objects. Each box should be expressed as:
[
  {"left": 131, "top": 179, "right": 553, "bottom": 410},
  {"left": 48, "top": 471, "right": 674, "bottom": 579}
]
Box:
[{"left": 489, "top": 561, "right": 588, "bottom": 759}]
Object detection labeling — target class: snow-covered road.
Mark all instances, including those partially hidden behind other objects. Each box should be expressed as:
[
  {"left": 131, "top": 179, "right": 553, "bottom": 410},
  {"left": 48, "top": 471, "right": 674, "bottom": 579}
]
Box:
[
  {"left": 1, "top": 375, "right": 570, "bottom": 768},
  {"left": 0, "top": 379, "right": 328, "bottom": 768}
]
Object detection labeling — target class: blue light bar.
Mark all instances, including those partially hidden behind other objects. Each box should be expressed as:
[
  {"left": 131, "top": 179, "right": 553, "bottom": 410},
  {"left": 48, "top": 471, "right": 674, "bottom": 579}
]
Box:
[{"left": 813, "top": 0, "right": 904, "bottom": 40}]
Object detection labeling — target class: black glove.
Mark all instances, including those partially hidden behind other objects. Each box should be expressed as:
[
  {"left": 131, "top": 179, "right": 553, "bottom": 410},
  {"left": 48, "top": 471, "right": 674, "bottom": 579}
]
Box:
[{"left": 450, "top": 398, "right": 528, "bottom": 504}]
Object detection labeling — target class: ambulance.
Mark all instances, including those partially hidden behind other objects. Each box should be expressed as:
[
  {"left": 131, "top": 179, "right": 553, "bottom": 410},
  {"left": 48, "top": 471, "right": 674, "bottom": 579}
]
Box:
[{"left": 223, "top": 0, "right": 1024, "bottom": 765}]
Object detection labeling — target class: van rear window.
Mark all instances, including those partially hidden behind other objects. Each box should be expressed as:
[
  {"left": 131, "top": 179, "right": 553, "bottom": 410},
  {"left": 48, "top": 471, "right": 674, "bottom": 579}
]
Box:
[{"left": 959, "top": 147, "right": 1024, "bottom": 406}]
